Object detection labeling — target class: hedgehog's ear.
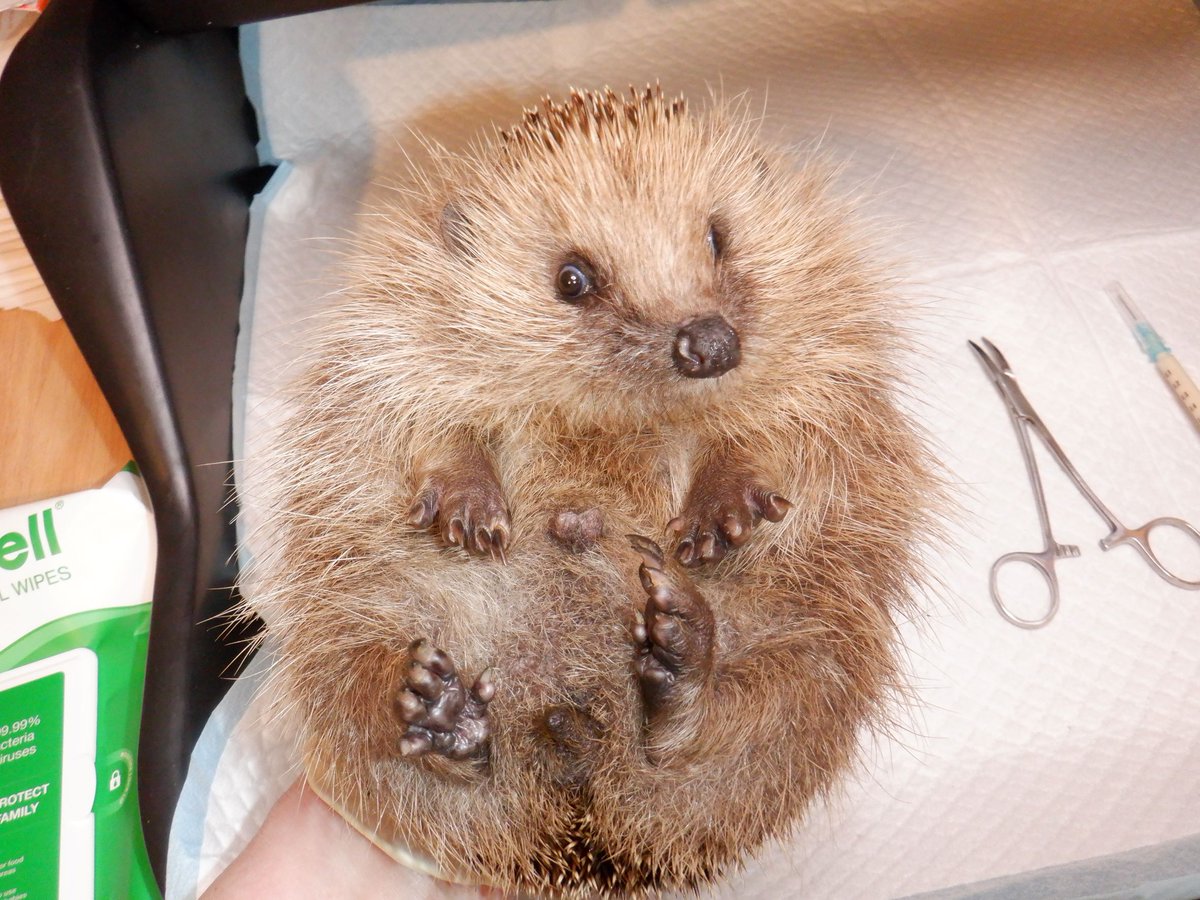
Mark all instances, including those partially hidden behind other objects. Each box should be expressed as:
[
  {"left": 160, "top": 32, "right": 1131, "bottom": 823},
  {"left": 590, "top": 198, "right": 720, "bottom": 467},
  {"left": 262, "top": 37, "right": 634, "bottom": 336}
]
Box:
[{"left": 440, "top": 201, "right": 477, "bottom": 259}]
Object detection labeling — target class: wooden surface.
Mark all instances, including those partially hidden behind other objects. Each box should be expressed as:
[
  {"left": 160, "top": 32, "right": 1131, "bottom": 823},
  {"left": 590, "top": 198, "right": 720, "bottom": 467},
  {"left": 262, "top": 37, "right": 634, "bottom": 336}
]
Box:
[
  {"left": 0, "top": 16, "right": 128, "bottom": 513},
  {"left": 0, "top": 307, "right": 131, "bottom": 509}
]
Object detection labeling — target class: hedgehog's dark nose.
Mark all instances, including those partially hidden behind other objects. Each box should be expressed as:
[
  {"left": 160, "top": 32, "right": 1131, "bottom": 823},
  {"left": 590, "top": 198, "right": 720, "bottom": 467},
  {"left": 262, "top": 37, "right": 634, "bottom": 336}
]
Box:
[{"left": 672, "top": 315, "right": 741, "bottom": 379}]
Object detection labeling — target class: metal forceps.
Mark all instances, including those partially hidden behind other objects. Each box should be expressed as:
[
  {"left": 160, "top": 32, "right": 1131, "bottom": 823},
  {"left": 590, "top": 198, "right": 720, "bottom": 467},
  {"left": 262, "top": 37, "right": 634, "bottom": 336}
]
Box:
[{"left": 969, "top": 337, "right": 1200, "bottom": 628}]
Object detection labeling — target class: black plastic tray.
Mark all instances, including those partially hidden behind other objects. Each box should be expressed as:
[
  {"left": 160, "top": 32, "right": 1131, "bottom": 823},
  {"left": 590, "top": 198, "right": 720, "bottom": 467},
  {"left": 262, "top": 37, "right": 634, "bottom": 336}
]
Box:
[{"left": 0, "top": 0, "right": 362, "bottom": 884}]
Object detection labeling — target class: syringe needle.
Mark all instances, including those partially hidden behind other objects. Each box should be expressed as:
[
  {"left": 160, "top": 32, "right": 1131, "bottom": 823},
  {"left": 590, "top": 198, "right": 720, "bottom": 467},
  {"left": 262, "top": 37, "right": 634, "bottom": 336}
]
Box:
[
  {"left": 1105, "top": 282, "right": 1140, "bottom": 331},
  {"left": 1106, "top": 281, "right": 1168, "bottom": 361}
]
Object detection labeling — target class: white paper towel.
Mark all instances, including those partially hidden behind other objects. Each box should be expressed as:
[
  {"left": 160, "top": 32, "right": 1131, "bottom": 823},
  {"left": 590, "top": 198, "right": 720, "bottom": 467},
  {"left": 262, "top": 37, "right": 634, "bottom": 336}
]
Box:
[{"left": 169, "top": 1, "right": 1200, "bottom": 897}]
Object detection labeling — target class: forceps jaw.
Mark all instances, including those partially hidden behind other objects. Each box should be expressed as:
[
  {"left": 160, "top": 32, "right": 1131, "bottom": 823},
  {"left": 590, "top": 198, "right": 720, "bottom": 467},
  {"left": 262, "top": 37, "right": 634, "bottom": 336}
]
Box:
[
  {"left": 968, "top": 338, "right": 1040, "bottom": 422},
  {"left": 975, "top": 336, "right": 1014, "bottom": 374},
  {"left": 967, "top": 339, "right": 1006, "bottom": 388}
]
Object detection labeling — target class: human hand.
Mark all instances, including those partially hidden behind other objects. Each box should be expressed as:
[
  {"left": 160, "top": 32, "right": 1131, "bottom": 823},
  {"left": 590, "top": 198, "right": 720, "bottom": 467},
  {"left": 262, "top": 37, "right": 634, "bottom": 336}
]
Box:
[{"left": 203, "top": 778, "right": 502, "bottom": 899}]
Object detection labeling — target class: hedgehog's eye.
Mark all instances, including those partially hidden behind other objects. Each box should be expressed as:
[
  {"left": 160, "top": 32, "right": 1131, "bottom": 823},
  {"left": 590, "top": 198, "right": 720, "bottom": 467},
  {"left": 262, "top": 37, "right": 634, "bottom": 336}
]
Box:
[
  {"left": 555, "top": 262, "right": 594, "bottom": 302},
  {"left": 706, "top": 224, "right": 723, "bottom": 261}
]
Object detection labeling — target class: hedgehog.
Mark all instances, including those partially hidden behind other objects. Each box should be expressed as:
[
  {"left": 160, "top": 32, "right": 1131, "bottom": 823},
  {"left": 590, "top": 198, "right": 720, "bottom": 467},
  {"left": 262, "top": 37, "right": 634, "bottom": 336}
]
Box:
[{"left": 244, "top": 85, "right": 940, "bottom": 896}]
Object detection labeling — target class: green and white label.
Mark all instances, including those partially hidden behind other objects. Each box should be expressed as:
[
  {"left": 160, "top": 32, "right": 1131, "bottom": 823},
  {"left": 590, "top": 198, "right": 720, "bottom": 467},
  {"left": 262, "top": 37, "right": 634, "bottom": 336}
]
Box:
[
  {"left": 0, "top": 670, "right": 65, "bottom": 897},
  {"left": 0, "top": 471, "right": 159, "bottom": 900}
]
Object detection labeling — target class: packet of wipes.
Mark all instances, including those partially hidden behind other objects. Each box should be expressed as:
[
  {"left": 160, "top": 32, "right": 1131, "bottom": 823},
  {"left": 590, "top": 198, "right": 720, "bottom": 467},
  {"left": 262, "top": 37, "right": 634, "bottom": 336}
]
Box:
[{"left": 0, "top": 466, "right": 158, "bottom": 899}]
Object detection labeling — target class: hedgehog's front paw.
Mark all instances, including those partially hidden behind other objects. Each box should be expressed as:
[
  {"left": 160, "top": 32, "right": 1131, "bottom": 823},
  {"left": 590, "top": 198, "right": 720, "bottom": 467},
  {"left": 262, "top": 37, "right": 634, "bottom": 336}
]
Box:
[
  {"left": 394, "top": 640, "right": 495, "bottom": 762},
  {"left": 628, "top": 536, "right": 715, "bottom": 730},
  {"left": 408, "top": 471, "right": 510, "bottom": 560},
  {"left": 669, "top": 481, "right": 791, "bottom": 568}
]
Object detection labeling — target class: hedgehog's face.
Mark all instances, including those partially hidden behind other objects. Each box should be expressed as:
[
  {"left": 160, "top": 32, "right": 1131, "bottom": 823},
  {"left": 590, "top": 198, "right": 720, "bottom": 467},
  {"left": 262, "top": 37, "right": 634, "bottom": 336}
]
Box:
[
  {"left": 411, "top": 91, "right": 875, "bottom": 426},
  {"left": 550, "top": 225, "right": 741, "bottom": 381},
  {"left": 430, "top": 162, "right": 756, "bottom": 422}
]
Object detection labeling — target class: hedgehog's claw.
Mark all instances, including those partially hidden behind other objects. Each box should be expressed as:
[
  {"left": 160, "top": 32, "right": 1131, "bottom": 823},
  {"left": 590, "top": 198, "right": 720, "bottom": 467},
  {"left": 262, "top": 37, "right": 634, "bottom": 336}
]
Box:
[
  {"left": 406, "top": 493, "right": 438, "bottom": 529},
  {"left": 627, "top": 534, "right": 665, "bottom": 567}
]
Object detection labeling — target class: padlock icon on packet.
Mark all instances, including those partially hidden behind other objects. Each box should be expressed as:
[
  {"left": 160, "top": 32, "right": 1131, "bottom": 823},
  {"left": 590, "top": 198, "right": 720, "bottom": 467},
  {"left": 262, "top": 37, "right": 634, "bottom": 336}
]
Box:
[{"left": 95, "top": 750, "right": 134, "bottom": 814}]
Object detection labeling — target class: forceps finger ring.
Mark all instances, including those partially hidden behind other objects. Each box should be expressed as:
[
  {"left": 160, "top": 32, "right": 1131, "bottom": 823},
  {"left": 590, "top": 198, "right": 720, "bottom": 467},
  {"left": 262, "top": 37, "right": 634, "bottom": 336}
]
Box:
[
  {"left": 989, "top": 545, "right": 1080, "bottom": 629},
  {"left": 1103, "top": 516, "right": 1200, "bottom": 590}
]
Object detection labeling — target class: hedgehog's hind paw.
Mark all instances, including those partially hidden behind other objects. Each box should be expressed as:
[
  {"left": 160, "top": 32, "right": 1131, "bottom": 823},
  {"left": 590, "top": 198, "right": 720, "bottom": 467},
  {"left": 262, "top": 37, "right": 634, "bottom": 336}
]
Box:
[
  {"left": 393, "top": 639, "right": 495, "bottom": 764},
  {"left": 628, "top": 536, "right": 715, "bottom": 757}
]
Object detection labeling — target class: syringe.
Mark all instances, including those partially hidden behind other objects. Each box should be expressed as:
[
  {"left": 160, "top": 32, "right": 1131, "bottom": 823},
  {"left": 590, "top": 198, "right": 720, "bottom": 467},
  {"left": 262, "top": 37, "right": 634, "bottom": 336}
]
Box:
[{"left": 1106, "top": 282, "right": 1200, "bottom": 434}]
